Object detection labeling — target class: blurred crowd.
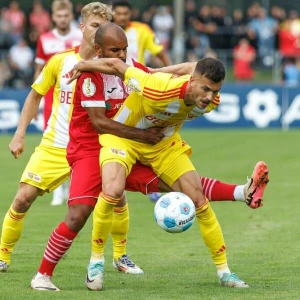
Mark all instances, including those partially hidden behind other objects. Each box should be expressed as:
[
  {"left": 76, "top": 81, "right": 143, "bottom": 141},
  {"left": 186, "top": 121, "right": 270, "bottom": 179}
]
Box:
[{"left": 0, "top": 0, "right": 300, "bottom": 88}]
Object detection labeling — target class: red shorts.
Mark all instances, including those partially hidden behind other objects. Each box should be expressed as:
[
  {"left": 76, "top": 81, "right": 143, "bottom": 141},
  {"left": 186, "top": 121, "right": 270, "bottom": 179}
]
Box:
[{"left": 68, "top": 157, "right": 159, "bottom": 207}]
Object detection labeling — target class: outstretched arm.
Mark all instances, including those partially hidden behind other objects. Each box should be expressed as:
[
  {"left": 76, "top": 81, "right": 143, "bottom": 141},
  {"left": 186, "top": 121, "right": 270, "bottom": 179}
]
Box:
[
  {"left": 68, "top": 58, "right": 130, "bottom": 84},
  {"left": 149, "top": 62, "right": 197, "bottom": 75}
]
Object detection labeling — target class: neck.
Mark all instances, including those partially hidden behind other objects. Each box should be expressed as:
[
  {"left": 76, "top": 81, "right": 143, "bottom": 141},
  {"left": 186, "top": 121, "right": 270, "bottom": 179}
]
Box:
[
  {"left": 56, "top": 28, "right": 71, "bottom": 36},
  {"left": 78, "top": 41, "right": 96, "bottom": 60}
]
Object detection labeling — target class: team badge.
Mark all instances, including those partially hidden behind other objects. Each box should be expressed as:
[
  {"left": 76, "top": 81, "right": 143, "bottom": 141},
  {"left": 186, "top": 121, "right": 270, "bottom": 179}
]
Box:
[
  {"left": 127, "top": 78, "right": 141, "bottom": 93},
  {"left": 82, "top": 77, "right": 96, "bottom": 97}
]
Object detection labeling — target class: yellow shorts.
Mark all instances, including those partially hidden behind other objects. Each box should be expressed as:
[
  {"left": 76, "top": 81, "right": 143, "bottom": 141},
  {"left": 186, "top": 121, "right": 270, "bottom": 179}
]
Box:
[
  {"left": 20, "top": 145, "right": 69, "bottom": 194},
  {"left": 99, "top": 133, "right": 194, "bottom": 187}
]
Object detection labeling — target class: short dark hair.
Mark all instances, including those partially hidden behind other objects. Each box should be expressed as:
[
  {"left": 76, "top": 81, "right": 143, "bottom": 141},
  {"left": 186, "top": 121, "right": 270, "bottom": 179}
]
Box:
[
  {"left": 112, "top": 1, "right": 132, "bottom": 10},
  {"left": 195, "top": 58, "right": 226, "bottom": 82}
]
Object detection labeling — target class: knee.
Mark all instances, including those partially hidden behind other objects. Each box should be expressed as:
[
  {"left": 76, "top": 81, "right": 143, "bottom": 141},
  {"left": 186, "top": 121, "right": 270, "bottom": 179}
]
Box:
[
  {"left": 12, "top": 185, "right": 39, "bottom": 212},
  {"left": 183, "top": 186, "right": 206, "bottom": 208},
  {"left": 65, "top": 205, "right": 93, "bottom": 232},
  {"left": 102, "top": 182, "right": 125, "bottom": 199}
]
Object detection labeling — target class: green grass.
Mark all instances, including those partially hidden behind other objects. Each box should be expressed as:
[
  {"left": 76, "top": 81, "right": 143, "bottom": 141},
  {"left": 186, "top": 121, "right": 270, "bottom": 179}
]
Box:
[{"left": 0, "top": 130, "right": 300, "bottom": 299}]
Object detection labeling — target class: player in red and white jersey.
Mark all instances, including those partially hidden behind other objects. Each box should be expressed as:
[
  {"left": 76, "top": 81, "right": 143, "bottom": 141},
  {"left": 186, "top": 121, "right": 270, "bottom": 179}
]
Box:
[{"left": 34, "top": 0, "right": 82, "bottom": 206}]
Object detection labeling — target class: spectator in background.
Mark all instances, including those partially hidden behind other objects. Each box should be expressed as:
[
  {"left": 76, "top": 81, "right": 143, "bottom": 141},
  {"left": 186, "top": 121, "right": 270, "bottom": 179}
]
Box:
[
  {"left": 270, "top": 5, "right": 286, "bottom": 23},
  {"left": 192, "top": 5, "right": 216, "bottom": 52},
  {"left": 112, "top": 0, "right": 170, "bottom": 66},
  {"left": 0, "top": 8, "right": 14, "bottom": 50},
  {"left": 152, "top": 5, "right": 174, "bottom": 51},
  {"left": 7, "top": 38, "right": 34, "bottom": 88},
  {"left": 34, "top": 0, "right": 82, "bottom": 206},
  {"left": 184, "top": 0, "right": 198, "bottom": 58},
  {"left": 245, "top": 2, "right": 261, "bottom": 23},
  {"left": 2, "top": 0, "right": 26, "bottom": 43},
  {"left": 278, "top": 10, "right": 300, "bottom": 57},
  {"left": 282, "top": 57, "right": 300, "bottom": 86},
  {"left": 233, "top": 37, "right": 256, "bottom": 81},
  {"left": 141, "top": 4, "right": 157, "bottom": 26},
  {"left": 248, "top": 7, "right": 278, "bottom": 66},
  {"left": 0, "top": 61, "right": 11, "bottom": 88},
  {"left": 230, "top": 9, "right": 248, "bottom": 47},
  {"left": 29, "top": 0, "right": 51, "bottom": 35}
]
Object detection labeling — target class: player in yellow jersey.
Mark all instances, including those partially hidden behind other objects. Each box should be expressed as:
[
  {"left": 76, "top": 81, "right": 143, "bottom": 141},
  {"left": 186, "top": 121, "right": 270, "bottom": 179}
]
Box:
[
  {"left": 0, "top": 3, "right": 156, "bottom": 286},
  {"left": 112, "top": 0, "right": 170, "bottom": 66},
  {"left": 69, "top": 57, "right": 253, "bottom": 289}
]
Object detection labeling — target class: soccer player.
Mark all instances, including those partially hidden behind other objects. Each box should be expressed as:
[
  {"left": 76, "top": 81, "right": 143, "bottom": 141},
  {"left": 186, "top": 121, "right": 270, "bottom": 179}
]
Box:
[
  {"left": 0, "top": 2, "right": 150, "bottom": 277},
  {"left": 70, "top": 56, "right": 266, "bottom": 289},
  {"left": 30, "top": 23, "right": 166, "bottom": 292},
  {"left": 34, "top": 0, "right": 82, "bottom": 206},
  {"left": 112, "top": 0, "right": 170, "bottom": 66},
  {"left": 32, "top": 23, "right": 269, "bottom": 292}
]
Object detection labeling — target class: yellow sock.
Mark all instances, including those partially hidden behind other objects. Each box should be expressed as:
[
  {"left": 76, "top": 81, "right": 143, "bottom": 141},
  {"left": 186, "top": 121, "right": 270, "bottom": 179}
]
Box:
[
  {"left": 91, "top": 193, "right": 120, "bottom": 260},
  {"left": 0, "top": 206, "right": 26, "bottom": 264},
  {"left": 196, "top": 200, "right": 227, "bottom": 266},
  {"left": 111, "top": 203, "right": 129, "bottom": 260}
]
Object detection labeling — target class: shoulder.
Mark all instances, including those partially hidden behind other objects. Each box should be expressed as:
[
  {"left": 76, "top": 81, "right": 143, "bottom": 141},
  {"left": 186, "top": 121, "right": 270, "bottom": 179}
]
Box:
[
  {"left": 130, "top": 21, "right": 153, "bottom": 32},
  {"left": 44, "top": 47, "right": 76, "bottom": 68}
]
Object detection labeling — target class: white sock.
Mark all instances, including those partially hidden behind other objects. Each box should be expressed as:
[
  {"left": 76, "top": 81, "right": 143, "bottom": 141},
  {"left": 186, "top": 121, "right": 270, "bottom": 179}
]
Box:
[
  {"left": 217, "top": 268, "right": 231, "bottom": 279},
  {"left": 36, "top": 272, "right": 46, "bottom": 278},
  {"left": 233, "top": 185, "right": 245, "bottom": 201},
  {"left": 52, "top": 185, "right": 64, "bottom": 202}
]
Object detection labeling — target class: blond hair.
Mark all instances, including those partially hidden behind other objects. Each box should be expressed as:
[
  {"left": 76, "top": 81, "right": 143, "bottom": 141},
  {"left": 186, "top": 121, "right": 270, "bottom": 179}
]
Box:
[
  {"left": 51, "top": 0, "right": 73, "bottom": 13},
  {"left": 81, "top": 2, "right": 114, "bottom": 23}
]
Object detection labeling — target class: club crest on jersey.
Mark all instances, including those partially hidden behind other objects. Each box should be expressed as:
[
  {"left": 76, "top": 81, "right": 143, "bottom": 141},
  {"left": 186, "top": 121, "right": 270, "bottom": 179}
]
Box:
[
  {"left": 127, "top": 78, "right": 141, "bottom": 93},
  {"left": 83, "top": 77, "right": 96, "bottom": 97}
]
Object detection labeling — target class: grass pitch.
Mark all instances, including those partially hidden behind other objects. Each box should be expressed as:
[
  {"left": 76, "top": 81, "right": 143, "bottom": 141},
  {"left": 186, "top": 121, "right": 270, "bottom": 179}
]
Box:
[{"left": 0, "top": 130, "right": 299, "bottom": 300}]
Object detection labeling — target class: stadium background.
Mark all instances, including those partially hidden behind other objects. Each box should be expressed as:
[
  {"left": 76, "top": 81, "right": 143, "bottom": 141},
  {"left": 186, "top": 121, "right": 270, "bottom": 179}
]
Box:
[
  {"left": 1, "top": 0, "right": 300, "bottom": 132},
  {"left": 0, "top": 1, "right": 300, "bottom": 298}
]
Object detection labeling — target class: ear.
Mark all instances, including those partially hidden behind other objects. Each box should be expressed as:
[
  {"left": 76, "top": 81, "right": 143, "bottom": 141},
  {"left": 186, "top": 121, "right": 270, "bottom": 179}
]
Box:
[
  {"left": 189, "top": 76, "right": 196, "bottom": 88},
  {"left": 79, "top": 22, "right": 84, "bottom": 33},
  {"left": 94, "top": 43, "right": 102, "bottom": 56}
]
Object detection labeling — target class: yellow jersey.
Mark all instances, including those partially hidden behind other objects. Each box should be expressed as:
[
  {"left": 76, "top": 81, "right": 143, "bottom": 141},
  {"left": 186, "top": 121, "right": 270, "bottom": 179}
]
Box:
[
  {"left": 32, "top": 46, "right": 81, "bottom": 148},
  {"left": 125, "top": 21, "right": 163, "bottom": 65},
  {"left": 113, "top": 66, "right": 220, "bottom": 138}
]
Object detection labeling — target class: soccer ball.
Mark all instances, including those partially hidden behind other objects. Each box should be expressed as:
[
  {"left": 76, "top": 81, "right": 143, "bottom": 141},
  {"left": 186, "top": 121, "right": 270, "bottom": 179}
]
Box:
[{"left": 154, "top": 192, "right": 196, "bottom": 233}]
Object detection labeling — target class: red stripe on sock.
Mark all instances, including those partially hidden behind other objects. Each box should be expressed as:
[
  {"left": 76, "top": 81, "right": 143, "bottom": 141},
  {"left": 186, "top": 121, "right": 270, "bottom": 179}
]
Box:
[{"left": 200, "top": 177, "right": 236, "bottom": 201}]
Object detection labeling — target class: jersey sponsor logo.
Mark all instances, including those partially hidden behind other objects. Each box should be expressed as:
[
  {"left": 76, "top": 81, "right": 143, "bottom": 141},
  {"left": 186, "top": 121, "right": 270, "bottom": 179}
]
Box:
[
  {"left": 83, "top": 78, "right": 96, "bottom": 97},
  {"left": 107, "top": 87, "right": 117, "bottom": 94},
  {"left": 110, "top": 148, "right": 126, "bottom": 157},
  {"left": 127, "top": 78, "right": 141, "bottom": 93},
  {"left": 27, "top": 172, "right": 41, "bottom": 183},
  {"left": 60, "top": 90, "right": 72, "bottom": 104},
  {"left": 112, "top": 102, "right": 123, "bottom": 110},
  {"left": 62, "top": 70, "right": 74, "bottom": 79}
]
